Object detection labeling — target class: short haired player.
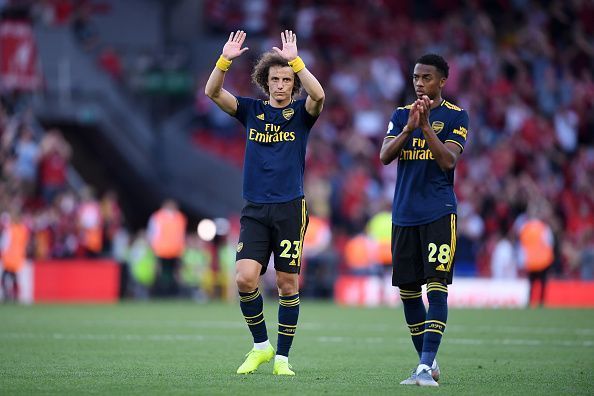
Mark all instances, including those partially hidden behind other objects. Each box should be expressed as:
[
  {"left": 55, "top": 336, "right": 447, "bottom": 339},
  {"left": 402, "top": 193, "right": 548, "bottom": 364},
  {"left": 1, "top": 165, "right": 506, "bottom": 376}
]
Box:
[{"left": 380, "top": 54, "right": 469, "bottom": 387}]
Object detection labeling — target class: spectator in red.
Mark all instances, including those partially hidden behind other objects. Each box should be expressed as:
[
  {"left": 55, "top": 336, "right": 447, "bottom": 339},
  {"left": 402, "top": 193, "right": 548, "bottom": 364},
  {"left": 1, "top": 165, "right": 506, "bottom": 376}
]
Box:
[
  {"left": 51, "top": 191, "right": 78, "bottom": 258},
  {"left": 98, "top": 46, "right": 123, "bottom": 81},
  {"left": 38, "top": 129, "right": 71, "bottom": 205}
]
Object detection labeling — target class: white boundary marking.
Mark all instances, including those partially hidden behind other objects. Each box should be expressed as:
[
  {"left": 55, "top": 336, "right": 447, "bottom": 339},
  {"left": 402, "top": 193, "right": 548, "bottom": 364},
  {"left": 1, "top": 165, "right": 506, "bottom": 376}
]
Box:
[
  {"left": 28, "top": 319, "right": 590, "bottom": 336},
  {"left": 0, "top": 332, "right": 592, "bottom": 348}
]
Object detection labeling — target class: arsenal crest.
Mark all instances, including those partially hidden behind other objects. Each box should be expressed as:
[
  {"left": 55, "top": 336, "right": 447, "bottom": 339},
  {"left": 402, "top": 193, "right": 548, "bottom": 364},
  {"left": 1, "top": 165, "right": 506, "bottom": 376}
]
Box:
[{"left": 282, "top": 108, "right": 294, "bottom": 120}]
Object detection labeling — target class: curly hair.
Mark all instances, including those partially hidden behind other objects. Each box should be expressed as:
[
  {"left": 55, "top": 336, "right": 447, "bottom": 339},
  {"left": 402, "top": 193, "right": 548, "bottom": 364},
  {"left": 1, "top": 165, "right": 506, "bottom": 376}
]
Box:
[{"left": 251, "top": 51, "right": 302, "bottom": 97}]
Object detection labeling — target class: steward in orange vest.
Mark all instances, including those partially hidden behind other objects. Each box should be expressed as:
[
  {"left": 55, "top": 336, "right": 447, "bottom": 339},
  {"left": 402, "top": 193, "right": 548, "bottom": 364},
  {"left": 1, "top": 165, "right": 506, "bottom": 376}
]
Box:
[
  {"left": 518, "top": 217, "right": 554, "bottom": 307},
  {"left": 147, "top": 200, "right": 187, "bottom": 296},
  {"left": 148, "top": 201, "right": 187, "bottom": 258},
  {"left": 1, "top": 213, "right": 30, "bottom": 301},
  {"left": 519, "top": 219, "right": 553, "bottom": 272}
]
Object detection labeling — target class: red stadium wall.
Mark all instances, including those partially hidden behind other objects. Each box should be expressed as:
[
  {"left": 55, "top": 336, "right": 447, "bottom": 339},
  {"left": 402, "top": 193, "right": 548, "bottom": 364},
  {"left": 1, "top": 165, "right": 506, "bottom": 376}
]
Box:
[
  {"left": 334, "top": 276, "right": 594, "bottom": 308},
  {"left": 544, "top": 280, "right": 594, "bottom": 308},
  {"left": 33, "top": 260, "right": 120, "bottom": 303}
]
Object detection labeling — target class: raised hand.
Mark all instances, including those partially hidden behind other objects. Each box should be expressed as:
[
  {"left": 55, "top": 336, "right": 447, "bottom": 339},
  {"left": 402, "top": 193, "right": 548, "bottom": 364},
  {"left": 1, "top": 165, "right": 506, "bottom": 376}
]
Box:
[
  {"left": 272, "top": 30, "right": 298, "bottom": 61},
  {"left": 222, "top": 30, "right": 249, "bottom": 60}
]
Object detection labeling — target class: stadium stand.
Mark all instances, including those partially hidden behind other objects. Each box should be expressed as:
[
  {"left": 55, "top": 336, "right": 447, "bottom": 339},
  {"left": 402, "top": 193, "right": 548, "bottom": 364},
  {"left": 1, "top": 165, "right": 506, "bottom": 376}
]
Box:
[{"left": 1, "top": 0, "right": 593, "bottom": 303}]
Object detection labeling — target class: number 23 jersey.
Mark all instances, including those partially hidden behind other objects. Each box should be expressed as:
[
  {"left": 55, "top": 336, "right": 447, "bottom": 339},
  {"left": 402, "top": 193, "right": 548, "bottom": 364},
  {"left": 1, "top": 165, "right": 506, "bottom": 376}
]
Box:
[{"left": 234, "top": 97, "right": 318, "bottom": 204}]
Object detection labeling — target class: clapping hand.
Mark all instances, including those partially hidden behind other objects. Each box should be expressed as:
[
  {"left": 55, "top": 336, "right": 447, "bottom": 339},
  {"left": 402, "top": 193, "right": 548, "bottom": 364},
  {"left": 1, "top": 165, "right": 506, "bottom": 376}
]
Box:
[{"left": 417, "top": 95, "right": 433, "bottom": 130}]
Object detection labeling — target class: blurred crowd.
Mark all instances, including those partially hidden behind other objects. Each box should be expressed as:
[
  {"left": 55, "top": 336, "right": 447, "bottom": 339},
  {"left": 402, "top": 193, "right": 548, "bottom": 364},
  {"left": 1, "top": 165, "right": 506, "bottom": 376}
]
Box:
[
  {"left": 196, "top": 0, "right": 594, "bottom": 281},
  {"left": 0, "top": 95, "right": 237, "bottom": 300},
  {"left": 2, "top": 0, "right": 594, "bottom": 302}
]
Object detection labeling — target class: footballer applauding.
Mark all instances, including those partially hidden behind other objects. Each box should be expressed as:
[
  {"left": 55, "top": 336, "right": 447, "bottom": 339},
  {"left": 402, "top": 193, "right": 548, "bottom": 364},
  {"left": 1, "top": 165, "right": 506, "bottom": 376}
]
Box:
[{"left": 380, "top": 54, "right": 469, "bottom": 387}]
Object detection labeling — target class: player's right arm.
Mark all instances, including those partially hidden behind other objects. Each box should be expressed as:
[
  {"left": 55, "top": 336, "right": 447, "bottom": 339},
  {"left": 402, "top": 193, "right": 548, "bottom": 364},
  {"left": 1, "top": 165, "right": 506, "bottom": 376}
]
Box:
[
  {"left": 204, "top": 30, "right": 249, "bottom": 116},
  {"left": 380, "top": 103, "right": 419, "bottom": 165}
]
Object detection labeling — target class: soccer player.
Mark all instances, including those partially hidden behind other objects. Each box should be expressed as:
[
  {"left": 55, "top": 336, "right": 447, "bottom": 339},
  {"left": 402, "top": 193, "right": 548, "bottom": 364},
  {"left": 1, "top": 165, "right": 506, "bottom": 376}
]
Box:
[
  {"left": 380, "top": 54, "right": 469, "bottom": 387},
  {"left": 204, "top": 30, "right": 324, "bottom": 376}
]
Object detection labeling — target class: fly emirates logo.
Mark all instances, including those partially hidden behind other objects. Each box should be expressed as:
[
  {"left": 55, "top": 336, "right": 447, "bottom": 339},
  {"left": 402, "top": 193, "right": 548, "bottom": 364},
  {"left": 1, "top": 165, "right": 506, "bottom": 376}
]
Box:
[
  {"left": 249, "top": 123, "right": 296, "bottom": 143},
  {"left": 400, "top": 137, "right": 435, "bottom": 161}
]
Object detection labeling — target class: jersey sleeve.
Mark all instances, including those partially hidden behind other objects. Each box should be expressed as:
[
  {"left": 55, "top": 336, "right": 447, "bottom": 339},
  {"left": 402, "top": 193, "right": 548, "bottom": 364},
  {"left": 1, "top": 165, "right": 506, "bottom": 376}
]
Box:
[
  {"left": 299, "top": 99, "right": 318, "bottom": 128},
  {"left": 233, "top": 96, "right": 256, "bottom": 126},
  {"left": 385, "top": 108, "right": 405, "bottom": 139},
  {"left": 444, "top": 110, "right": 469, "bottom": 152}
]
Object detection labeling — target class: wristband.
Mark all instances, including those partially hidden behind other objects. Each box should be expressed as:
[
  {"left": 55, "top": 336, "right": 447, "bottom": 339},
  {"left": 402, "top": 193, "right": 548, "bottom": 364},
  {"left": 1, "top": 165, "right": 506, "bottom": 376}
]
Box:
[
  {"left": 216, "top": 55, "right": 232, "bottom": 72},
  {"left": 288, "top": 56, "right": 305, "bottom": 73}
]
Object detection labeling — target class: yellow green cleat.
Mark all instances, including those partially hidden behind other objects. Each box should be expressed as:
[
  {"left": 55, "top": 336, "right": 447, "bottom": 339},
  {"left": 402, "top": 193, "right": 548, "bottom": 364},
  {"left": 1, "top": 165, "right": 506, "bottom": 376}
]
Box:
[
  {"left": 236, "top": 345, "right": 275, "bottom": 374},
  {"left": 273, "top": 360, "right": 295, "bottom": 376}
]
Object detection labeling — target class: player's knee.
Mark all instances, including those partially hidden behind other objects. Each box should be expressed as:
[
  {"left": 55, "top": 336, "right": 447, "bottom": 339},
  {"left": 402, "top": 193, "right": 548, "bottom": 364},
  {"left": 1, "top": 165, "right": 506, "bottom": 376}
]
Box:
[
  {"left": 277, "top": 284, "right": 298, "bottom": 296},
  {"left": 276, "top": 275, "right": 299, "bottom": 296},
  {"left": 235, "top": 272, "right": 258, "bottom": 292}
]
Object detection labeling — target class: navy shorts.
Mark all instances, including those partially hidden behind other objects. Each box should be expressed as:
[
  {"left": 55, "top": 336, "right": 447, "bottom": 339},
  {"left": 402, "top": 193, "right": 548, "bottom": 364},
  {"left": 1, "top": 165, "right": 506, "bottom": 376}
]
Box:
[
  {"left": 391, "top": 214, "right": 457, "bottom": 287},
  {"left": 236, "top": 197, "right": 308, "bottom": 274}
]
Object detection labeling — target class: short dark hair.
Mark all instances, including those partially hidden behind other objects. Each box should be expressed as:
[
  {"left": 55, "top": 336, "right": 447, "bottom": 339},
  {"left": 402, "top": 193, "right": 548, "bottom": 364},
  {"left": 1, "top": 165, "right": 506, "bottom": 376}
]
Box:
[
  {"left": 251, "top": 51, "right": 302, "bottom": 97},
  {"left": 416, "top": 54, "right": 449, "bottom": 78}
]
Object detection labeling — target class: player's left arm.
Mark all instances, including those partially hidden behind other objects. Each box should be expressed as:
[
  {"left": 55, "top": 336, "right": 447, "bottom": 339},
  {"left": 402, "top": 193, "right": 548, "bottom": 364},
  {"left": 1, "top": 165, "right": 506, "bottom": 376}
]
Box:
[
  {"left": 273, "top": 30, "right": 325, "bottom": 117},
  {"left": 418, "top": 95, "right": 466, "bottom": 171}
]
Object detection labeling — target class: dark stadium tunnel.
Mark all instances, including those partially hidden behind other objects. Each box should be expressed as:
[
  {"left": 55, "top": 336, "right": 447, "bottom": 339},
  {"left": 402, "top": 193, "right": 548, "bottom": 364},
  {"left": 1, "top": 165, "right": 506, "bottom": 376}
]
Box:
[{"left": 39, "top": 119, "right": 160, "bottom": 230}]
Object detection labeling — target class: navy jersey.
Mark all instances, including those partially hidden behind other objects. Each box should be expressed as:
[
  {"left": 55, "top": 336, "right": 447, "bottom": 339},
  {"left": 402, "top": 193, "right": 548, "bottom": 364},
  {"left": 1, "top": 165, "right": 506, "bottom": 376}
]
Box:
[
  {"left": 234, "top": 97, "right": 318, "bottom": 203},
  {"left": 386, "top": 99, "right": 469, "bottom": 226}
]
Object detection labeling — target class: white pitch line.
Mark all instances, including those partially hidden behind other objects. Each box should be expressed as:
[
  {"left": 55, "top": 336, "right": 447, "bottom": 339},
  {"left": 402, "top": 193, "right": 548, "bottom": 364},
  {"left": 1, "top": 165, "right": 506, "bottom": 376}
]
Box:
[
  {"left": 446, "top": 324, "right": 594, "bottom": 336},
  {"left": 315, "top": 336, "right": 594, "bottom": 348},
  {"left": 0, "top": 332, "right": 592, "bottom": 348},
  {"left": 58, "top": 320, "right": 594, "bottom": 336},
  {"left": 0, "top": 333, "right": 211, "bottom": 342}
]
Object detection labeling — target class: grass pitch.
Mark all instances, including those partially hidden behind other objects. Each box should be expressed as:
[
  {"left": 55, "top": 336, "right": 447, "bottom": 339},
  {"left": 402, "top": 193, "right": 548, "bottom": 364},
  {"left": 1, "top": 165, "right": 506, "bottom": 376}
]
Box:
[{"left": 1, "top": 301, "right": 593, "bottom": 395}]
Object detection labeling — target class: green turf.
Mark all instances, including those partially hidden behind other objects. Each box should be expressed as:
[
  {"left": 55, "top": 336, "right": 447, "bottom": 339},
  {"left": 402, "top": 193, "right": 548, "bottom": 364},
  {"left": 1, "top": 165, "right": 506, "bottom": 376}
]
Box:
[{"left": 1, "top": 301, "right": 593, "bottom": 395}]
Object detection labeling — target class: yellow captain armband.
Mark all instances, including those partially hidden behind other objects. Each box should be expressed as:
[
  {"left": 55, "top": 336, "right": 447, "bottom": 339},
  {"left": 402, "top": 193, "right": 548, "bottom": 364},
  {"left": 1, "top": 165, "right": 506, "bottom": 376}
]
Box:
[
  {"left": 216, "top": 55, "right": 232, "bottom": 72},
  {"left": 288, "top": 56, "right": 305, "bottom": 73}
]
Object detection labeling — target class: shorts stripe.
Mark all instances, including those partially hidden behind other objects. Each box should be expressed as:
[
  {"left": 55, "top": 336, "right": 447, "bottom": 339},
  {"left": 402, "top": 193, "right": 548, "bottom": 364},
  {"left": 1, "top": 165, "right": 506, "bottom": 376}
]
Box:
[
  {"left": 297, "top": 199, "right": 307, "bottom": 267},
  {"left": 446, "top": 214, "right": 456, "bottom": 272}
]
